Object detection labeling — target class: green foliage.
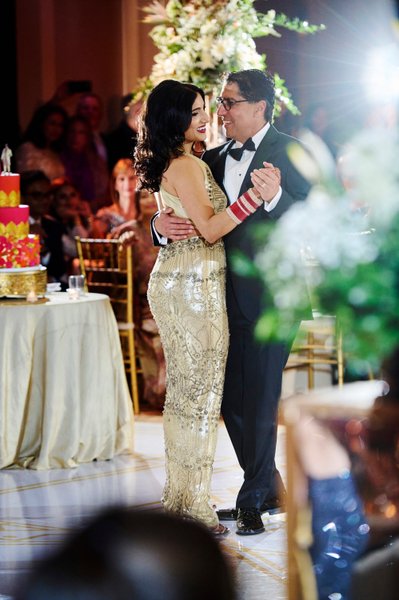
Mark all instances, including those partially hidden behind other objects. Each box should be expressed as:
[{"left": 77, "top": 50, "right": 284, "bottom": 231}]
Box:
[{"left": 250, "top": 126, "right": 399, "bottom": 374}]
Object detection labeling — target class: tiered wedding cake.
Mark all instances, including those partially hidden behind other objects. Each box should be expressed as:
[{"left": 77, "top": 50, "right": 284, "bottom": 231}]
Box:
[{"left": 0, "top": 146, "right": 47, "bottom": 297}]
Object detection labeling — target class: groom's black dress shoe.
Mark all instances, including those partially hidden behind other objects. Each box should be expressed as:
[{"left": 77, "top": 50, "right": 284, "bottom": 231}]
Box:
[
  {"left": 236, "top": 508, "right": 265, "bottom": 536},
  {"left": 260, "top": 495, "right": 286, "bottom": 515},
  {"left": 217, "top": 496, "right": 286, "bottom": 521},
  {"left": 216, "top": 507, "right": 238, "bottom": 521}
]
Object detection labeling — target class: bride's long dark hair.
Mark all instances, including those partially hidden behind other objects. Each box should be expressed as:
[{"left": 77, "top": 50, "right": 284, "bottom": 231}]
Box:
[{"left": 134, "top": 80, "right": 205, "bottom": 193}]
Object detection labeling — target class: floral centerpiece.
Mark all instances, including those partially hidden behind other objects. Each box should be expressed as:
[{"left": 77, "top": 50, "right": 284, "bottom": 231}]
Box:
[
  {"left": 135, "top": 0, "right": 324, "bottom": 118},
  {"left": 236, "top": 125, "right": 399, "bottom": 375}
]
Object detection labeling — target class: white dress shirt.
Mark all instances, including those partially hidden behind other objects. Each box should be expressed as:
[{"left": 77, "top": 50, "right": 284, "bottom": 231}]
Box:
[{"left": 224, "top": 122, "right": 282, "bottom": 211}]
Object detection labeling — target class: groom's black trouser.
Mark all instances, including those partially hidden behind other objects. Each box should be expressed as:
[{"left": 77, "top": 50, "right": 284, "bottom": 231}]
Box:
[{"left": 221, "top": 279, "right": 290, "bottom": 509}]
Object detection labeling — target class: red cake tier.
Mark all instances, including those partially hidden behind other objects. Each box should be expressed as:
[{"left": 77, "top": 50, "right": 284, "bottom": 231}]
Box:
[
  {"left": 0, "top": 234, "right": 41, "bottom": 269},
  {"left": 0, "top": 206, "right": 29, "bottom": 236},
  {"left": 0, "top": 173, "right": 20, "bottom": 207}
]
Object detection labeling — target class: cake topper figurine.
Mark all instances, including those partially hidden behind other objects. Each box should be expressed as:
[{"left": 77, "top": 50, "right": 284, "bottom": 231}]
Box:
[{"left": 1, "top": 144, "right": 12, "bottom": 174}]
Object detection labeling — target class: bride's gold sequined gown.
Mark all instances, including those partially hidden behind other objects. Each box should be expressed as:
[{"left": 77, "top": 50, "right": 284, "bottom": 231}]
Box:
[{"left": 147, "top": 155, "right": 228, "bottom": 528}]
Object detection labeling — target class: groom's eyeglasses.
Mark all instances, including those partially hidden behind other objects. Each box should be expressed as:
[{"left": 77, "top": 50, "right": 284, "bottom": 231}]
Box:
[{"left": 216, "top": 97, "right": 249, "bottom": 111}]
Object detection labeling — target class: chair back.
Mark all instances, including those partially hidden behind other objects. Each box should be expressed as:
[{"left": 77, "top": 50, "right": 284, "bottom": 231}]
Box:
[
  {"left": 75, "top": 237, "right": 140, "bottom": 413},
  {"left": 75, "top": 237, "right": 133, "bottom": 324}
]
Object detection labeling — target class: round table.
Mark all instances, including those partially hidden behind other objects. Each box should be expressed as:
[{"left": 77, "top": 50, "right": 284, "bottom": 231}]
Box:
[{"left": 0, "top": 292, "right": 134, "bottom": 469}]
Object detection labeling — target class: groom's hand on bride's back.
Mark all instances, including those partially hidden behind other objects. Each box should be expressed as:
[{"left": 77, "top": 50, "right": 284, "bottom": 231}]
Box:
[{"left": 155, "top": 207, "right": 197, "bottom": 241}]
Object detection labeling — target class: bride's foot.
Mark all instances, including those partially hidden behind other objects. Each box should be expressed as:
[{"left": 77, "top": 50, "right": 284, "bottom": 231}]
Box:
[{"left": 210, "top": 523, "right": 230, "bottom": 536}]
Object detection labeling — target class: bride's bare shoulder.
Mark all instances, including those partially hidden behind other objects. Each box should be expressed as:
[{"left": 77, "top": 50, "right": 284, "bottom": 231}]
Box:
[{"left": 168, "top": 154, "right": 204, "bottom": 177}]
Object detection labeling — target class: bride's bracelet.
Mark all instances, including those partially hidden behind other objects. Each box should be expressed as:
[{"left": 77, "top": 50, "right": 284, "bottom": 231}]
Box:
[{"left": 226, "top": 188, "right": 263, "bottom": 224}]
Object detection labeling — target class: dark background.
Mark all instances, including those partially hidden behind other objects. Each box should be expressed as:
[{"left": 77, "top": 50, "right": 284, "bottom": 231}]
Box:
[{"left": 1, "top": 0, "right": 19, "bottom": 150}]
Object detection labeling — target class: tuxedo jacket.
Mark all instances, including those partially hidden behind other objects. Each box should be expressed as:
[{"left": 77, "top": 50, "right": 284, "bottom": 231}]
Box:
[
  {"left": 41, "top": 216, "right": 67, "bottom": 280},
  {"left": 203, "top": 125, "right": 311, "bottom": 322}
]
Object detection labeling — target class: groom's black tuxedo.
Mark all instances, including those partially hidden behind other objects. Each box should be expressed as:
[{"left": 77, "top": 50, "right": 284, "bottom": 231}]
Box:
[
  {"left": 203, "top": 124, "right": 310, "bottom": 320},
  {"left": 203, "top": 124, "right": 310, "bottom": 509}
]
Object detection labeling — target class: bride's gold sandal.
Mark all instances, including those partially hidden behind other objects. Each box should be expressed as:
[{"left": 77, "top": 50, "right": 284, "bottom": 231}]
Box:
[{"left": 210, "top": 523, "right": 230, "bottom": 536}]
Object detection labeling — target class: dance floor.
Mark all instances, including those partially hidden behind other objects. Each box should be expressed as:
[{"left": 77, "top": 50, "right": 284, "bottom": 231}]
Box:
[{"left": 0, "top": 415, "right": 288, "bottom": 600}]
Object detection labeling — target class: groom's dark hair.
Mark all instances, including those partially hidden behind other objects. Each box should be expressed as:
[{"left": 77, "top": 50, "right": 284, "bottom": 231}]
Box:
[{"left": 223, "top": 69, "right": 275, "bottom": 123}]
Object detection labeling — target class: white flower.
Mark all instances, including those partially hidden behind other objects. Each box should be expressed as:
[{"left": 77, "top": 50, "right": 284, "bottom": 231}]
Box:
[
  {"left": 201, "top": 19, "right": 220, "bottom": 36},
  {"left": 211, "top": 38, "right": 236, "bottom": 62},
  {"left": 255, "top": 185, "right": 380, "bottom": 314},
  {"left": 199, "top": 49, "right": 216, "bottom": 71},
  {"left": 235, "top": 41, "right": 263, "bottom": 70},
  {"left": 200, "top": 35, "right": 214, "bottom": 52}
]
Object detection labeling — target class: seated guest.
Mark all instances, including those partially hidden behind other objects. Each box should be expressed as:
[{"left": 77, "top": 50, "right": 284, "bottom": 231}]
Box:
[
  {"left": 20, "top": 170, "right": 68, "bottom": 286},
  {"left": 76, "top": 92, "right": 108, "bottom": 163},
  {"left": 49, "top": 177, "right": 92, "bottom": 274},
  {"left": 105, "top": 94, "right": 143, "bottom": 171},
  {"left": 94, "top": 159, "right": 166, "bottom": 409},
  {"left": 16, "top": 103, "right": 68, "bottom": 181},
  {"left": 60, "top": 115, "right": 110, "bottom": 213},
  {"left": 91, "top": 158, "right": 139, "bottom": 238}
]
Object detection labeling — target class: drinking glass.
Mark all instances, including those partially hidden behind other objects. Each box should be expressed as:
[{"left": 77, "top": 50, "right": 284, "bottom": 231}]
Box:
[{"left": 68, "top": 275, "right": 86, "bottom": 297}]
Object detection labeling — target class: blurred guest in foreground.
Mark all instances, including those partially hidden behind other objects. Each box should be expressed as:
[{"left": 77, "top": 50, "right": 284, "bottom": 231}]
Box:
[
  {"left": 291, "top": 354, "right": 399, "bottom": 600},
  {"left": 94, "top": 159, "right": 166, "bottom": 409},
  {"left": 293, "top": 414, "right": 369, "bottom": 600},
  {"left": 15, "top": 508, "right": 236, "bottom": 600},
  {"left": 16, "top": 103, "right": 67, "bottom": 181}
]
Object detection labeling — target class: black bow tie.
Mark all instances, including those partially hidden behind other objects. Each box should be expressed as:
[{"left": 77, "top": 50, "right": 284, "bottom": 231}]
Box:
[{"left": 228, "top": 138, "right": 256, "bottom": 161}]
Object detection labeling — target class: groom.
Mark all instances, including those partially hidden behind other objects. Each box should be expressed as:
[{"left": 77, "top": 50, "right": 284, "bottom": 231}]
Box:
[{"left": 154, "top": 69, "right": 310, "bottom": 535}]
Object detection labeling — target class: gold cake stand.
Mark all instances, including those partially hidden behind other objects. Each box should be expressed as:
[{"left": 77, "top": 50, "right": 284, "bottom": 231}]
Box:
[{"left": 0, "top": 266, "right": 47, "bottom": 298}]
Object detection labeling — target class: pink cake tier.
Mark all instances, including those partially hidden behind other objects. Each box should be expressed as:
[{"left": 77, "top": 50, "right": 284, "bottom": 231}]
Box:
[
  {"left": 0, "top": 172, "right": 47, "bottom": 295},
  {"left": 0, "top": 234, "right": 41, "bottom": 269},
  {"left": 0, "top": 205, "right": 30, "bottom": 236},
  {"left": 0, "top": 173, "right": 20, "bottom": 207}
]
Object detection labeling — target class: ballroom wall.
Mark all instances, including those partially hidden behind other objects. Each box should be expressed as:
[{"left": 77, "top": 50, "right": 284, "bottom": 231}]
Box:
[{"left": 15, "top": 0, "right": 155, "bottom": 133}]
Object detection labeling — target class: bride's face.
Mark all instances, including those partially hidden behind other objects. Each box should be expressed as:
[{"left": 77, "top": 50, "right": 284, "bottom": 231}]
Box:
[{"left": 184, "top": 94, "right": 209, "bottom": 144}]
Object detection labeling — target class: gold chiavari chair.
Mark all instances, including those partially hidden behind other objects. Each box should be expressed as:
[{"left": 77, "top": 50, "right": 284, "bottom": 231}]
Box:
[
  {"left": 285, "top": 312, "right": 344, "bottom": 389},
  {"left": 75, "top": 237, "right": 141, "bottom": 414}
]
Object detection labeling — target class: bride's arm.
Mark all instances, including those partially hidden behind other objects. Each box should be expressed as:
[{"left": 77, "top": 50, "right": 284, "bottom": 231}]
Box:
[{"left": 166, "top": 156, "right": 279, "bottom": 244}]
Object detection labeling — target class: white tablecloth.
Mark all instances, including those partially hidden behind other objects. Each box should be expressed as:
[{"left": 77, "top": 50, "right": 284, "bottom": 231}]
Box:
[{"left": 0, "top": 292, "right": 134, "bottom": 469}]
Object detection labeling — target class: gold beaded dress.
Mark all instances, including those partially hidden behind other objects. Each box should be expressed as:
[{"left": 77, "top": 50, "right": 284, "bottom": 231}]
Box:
[{"left": 147, "top": 155, "right": 229, "bottom": 528}]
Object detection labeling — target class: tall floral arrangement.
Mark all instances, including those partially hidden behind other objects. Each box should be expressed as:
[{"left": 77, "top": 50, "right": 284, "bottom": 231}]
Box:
[
  {"left": 135, "top": 0, "right": 324, "bottom": 117},
  {"left": 236, "top": 125, "right": 399, "bottom": 374}
]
